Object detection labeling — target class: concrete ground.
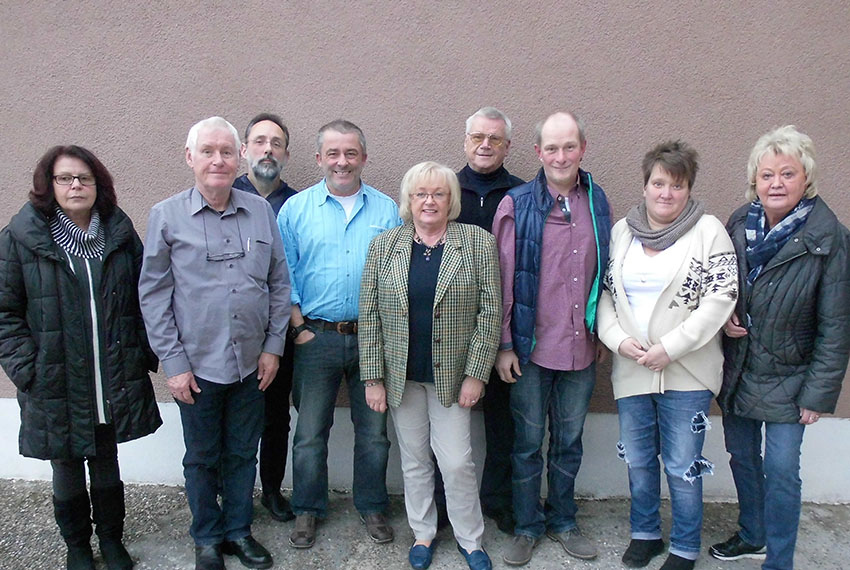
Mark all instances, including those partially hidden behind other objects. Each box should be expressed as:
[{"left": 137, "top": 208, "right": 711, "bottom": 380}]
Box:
[{"left": 1, "top": 479, "right": 847, "bottom": 570}]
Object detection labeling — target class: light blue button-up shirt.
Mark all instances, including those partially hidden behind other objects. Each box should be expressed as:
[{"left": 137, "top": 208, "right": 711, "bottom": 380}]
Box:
[{"left": 277, "top": 179, "right": 401, "bottom": 322}]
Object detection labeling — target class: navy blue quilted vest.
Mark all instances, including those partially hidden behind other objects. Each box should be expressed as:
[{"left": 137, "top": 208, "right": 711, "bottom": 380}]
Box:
[{"left": 508, "top": 168, "right": 611, "bottom": 365}]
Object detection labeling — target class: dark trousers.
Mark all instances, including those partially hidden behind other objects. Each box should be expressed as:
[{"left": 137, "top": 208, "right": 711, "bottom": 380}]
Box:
[
  {"left": 259, "top": 337, "right": 294, "bottom": 495},
  {"left": 51, "top": 423, "right": 121, "bottom": 500},
  {"left": 480, "top": 368, "right": 514, "bottom": 511},
  {"left": 177, "top": 372, "right": 265, "bottom": 546}
]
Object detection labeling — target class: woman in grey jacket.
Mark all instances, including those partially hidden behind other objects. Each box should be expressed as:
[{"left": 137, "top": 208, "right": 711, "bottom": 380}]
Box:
[{"left": 711, "top": 126, "right": 850, "bottom": 570}]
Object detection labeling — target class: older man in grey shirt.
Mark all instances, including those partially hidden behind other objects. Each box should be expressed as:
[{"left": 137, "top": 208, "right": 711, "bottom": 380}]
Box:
[{"left": 139, "top": 116, "right": 290, "bottom": 570}]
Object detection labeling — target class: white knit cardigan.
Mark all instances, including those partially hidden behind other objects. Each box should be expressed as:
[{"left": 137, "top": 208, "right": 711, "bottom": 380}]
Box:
[{"left": 598, "top": 214, "right": 738, "bottom": 399}]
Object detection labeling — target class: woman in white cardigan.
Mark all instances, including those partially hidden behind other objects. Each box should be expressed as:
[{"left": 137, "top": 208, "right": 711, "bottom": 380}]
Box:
[{"left": 597, "top": 141, "right": 738, "bottom": 570}]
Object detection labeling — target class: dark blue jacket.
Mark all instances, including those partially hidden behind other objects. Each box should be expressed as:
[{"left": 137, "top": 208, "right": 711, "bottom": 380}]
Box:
[
  {"left": 232, "top": 174, "right": 296, "bottom": 216},
  {"left": 508, "top": 168, "right": 611, "bottom": 365}
]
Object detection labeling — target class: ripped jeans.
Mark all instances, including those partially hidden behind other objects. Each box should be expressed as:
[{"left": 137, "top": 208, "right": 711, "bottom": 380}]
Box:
[{"left": 616, "top": 390, "right": 714, "bottom": 559}]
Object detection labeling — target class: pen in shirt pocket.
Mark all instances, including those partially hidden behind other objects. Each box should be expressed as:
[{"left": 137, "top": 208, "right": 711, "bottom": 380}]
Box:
[{"left": 247, "top": 238, "right": 251, "bottom": 252}]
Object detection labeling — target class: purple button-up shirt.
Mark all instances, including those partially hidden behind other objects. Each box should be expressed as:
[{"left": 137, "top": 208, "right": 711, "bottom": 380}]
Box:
[{"left": 493, "top": 183, "right": 597, "bottom": 371}]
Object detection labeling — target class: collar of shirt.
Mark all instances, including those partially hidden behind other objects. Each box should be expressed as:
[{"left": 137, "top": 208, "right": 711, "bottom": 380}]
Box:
[{"left": 189, "top": 187, "right": 244, "bottom": 217}]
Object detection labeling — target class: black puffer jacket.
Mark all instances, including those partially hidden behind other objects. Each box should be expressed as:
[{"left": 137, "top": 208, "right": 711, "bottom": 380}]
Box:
[
  {"left": 720, "top": 197, "right": 850, "bottom": 423},
  {"left": 0, "top": 203, "right": 161, "bottom": 459}
]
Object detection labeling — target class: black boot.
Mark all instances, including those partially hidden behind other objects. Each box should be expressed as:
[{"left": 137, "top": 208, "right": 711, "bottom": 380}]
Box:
[
  {"left": 53, "top": 493, "right": 96, "bottom": 570},
  {"left": 91, "top": 482, "right": 133, "bottom": 570}
]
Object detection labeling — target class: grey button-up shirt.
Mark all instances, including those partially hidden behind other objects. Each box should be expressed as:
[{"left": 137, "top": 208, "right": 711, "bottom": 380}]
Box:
[{"left": 139, "top": 187, "right": 291, "bottom": 384}]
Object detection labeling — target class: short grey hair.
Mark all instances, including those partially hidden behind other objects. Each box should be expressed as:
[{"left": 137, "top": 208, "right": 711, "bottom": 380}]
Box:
[
  {"left": 186, "top": 116, "right": 240, "bottom": 153},
  {"left": 398, "top": 161, "right": 462, "bottom": 224},
  {"left": 465, "top": 106, "right": 513, "bottom": 140},
  {"left": 316, "top": 119, "right": 367, "bottom": 154},
  {"left": 746, "top": 125, "right": 818, "bottom": 201},
  {"left": 534, "top": 111, "right": 587, "bottom": 147}
]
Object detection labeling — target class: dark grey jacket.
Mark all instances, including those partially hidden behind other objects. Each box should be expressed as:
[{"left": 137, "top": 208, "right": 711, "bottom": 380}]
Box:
[
  {"left": 720, "top": 197, "right": 850, "bottom": 423},
  {"left": 0, "top": 203, "right": 161, "bottom": 459}
]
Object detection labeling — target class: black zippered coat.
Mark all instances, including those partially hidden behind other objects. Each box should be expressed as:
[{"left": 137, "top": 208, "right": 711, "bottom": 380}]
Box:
[
  {"left": 720, "top": 197, "right": 850, "bottom": 422},
  {"left": 0, "top": 203, "right": 161, "bottom": 459}
]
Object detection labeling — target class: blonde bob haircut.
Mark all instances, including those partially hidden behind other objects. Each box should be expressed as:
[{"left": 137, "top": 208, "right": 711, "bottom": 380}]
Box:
[
  {"left": 746, "top": 125, "right": 818, "bottom": 201},
  {"left": 398, "top": 161, "right": 462, "bottom": 223}
]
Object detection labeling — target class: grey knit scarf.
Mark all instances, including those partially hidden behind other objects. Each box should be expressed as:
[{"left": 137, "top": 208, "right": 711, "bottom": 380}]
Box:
[{"left": 626, "top": 199, "right": 705, "bottom": 250}]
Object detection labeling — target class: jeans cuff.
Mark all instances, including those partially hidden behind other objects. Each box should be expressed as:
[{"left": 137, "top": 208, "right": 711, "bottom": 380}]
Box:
[
  {"left": 292, "top": 509, "right": 325, "bottom": 519},
  {"left": 224, "top": 531, "right": 251, "bottom": 542},
  {"left": 669, "top": 546, "right": 699, "bottom": 560},
  {"left": 546, "top": 524, "right": 577, "bottom": 535},
  {"left": 631, "top": 531, "right": 663, "bottom": 540}
]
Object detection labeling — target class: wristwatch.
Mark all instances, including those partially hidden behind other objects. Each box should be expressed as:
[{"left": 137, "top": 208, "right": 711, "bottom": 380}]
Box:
[{"left": 288, "top": 323, "right": 308, "bottom": 340}]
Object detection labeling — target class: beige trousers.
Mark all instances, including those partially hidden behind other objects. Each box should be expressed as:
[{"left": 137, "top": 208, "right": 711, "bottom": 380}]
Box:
[{"left": 391, "top": 381, "right": 485, "bottom": 552}]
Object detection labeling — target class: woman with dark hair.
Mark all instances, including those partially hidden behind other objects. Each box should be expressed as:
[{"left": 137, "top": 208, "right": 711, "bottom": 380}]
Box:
[
  {"left": 711, "top": 126, "right": 850, "bottom": 570},
  {"left": 0, "top": 146, "right": 162, "bottom": 570},
  {"left": 597, "top": 141, "right": 738, "bottom": 570}
]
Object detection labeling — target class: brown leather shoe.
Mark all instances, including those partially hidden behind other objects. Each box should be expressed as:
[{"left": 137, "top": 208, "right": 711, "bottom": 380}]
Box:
[
  {"left": 289, "top": 514, "right": 317, "bottom": 549},
  {"left": 360, "top": 512, "right": 394, "bottom": 543}
]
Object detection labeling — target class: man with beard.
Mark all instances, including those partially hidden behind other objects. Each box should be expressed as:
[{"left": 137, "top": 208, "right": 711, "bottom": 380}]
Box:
[{"left": 233, "top": 113, "right": 298, "bottom": 524}]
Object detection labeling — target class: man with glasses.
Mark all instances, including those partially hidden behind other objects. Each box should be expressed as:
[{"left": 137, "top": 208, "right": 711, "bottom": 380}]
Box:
[
  {"left": 449, "top": 107, "right": 525, "bottom": 534},
  {"left": 493, "top": 112, "right": 612, "bottom": 566},
  {"left": 277, "top": 120, "right": 401, "bottom": 549},
  {"left": 139, "top": 116, "right": 291, "bottom": 570},
  {"left": 234, "top": 113, "right": 298, "bottom": 524}
]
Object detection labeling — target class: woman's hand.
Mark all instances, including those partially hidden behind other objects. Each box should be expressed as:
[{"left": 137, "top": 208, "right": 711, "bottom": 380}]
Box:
[
  {"left": 458, "top": 376, "right": 484, "bottom": 408},
  {"left": 618, "top": 337, "right": 646, "bottom": 361},
  {"left": 365, "top": 382, "right": 387, "bottom": 413},
  {"left": 724, "top": 313, "right": 748, "bottom": 338},
  {"left": 496, "top": 350, "right": 521, "bottom": 383},
  {"left": 637, "top": 343, "right": 672, "bottom": 372},
  {"left": 799, "top": 408, "right": 822, "bottom": 425}
]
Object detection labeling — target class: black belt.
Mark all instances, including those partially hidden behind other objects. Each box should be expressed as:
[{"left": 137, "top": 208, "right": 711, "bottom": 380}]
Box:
[{"left": 305, "top": 317, "right": 358, "bottom": 335}]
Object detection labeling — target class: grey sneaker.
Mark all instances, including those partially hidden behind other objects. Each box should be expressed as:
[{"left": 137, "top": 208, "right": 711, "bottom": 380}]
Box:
[
  {"left": 502, "top": 535, "right": 540, "bottom": 566},
  {"left": 546, "top": 527, "right": 598, "bottom": 560}
]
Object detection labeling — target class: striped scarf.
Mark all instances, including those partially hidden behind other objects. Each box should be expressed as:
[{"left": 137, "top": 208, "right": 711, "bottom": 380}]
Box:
[
  {"left": 745, "top": 197, "right": 815, "bottom": 286},
  {"left": 49, "top": 206, "right": 106, "bottom": 259}
]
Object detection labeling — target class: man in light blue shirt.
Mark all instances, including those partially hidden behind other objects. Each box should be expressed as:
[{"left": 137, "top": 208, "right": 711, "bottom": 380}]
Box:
[{"left": 277, "top": 120, "right": 401, "bottom": 549}]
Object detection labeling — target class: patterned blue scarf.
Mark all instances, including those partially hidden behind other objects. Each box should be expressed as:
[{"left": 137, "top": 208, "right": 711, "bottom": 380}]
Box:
[{"left": 745, "top": 197, "right": 815, "bottom": 286}]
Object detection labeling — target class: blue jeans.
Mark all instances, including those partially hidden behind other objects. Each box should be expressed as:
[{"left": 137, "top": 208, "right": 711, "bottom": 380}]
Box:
[
  {"left": 177, "top": 372, "right": 265, "bottom": 545},
  {"left": 722, "top": 412, "right": 805, "bottom": 570},
  {"left": 290, "top": 328, "right": 389, "bottom": 517},
  {"left": 617, "top": 390, "right": 714, "bottom": 559},
  {"left": 510, "top": 361, "right": 595, "bottom": 538}
]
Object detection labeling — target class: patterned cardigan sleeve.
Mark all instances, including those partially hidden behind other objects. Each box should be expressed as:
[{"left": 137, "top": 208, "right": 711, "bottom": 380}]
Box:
[
  {"left": 462, "top": 227, "right": 502, "bottom": 382},
  {"left": 659, "top": 216, "right": 739, "bottom": 362},
  {"left": 358, "top": 234, "right": 385, "bottom": 382}
]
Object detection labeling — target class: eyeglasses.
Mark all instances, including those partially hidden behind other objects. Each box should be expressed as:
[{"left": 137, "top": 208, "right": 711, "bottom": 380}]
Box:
[
  {"left": 556, "top": 194, "right": 571, "bottom": 223},
  {"left": 53, "top": 174, "right": 96, "bottom": 186},
  {"left": 413, "top": 191, "right": 449, "bottom": 202},
  {"left": 202, "top": 209, "right": 246, "bottom": 262},
  {"left": 466, "top": 132, "right": 506, "bottom": 148},
  {"left": 248, "top": 137, "right": 286, "bottom": 150}
]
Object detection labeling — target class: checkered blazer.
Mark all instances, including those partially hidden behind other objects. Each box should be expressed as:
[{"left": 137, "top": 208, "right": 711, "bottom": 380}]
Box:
[{"left": 359, "top": 221, "right": 501, "bottom": 408}]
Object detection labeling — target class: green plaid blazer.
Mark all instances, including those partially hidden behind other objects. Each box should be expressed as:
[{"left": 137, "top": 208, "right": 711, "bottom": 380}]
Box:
[{"left": 359, "top": 221, "right": 501, "bottom": 408}]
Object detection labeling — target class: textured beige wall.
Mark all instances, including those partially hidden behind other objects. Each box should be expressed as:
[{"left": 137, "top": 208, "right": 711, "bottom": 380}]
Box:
[{"left": 1, "top": 1, "right": 849, "bottom": 414}]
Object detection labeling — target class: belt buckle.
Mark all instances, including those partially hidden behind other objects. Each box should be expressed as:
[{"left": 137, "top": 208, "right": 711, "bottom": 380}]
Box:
[{"left": 336, "top": 321, "right": 357, "bottom": 334}]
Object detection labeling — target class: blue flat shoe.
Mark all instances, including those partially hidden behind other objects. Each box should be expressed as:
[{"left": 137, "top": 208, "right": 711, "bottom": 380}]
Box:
[
  {"left": 409, "top": 541, "right": 437, "bottom": 569},
  {"left": 457, "top": 544, "right": 492, "bottom": 570}
]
